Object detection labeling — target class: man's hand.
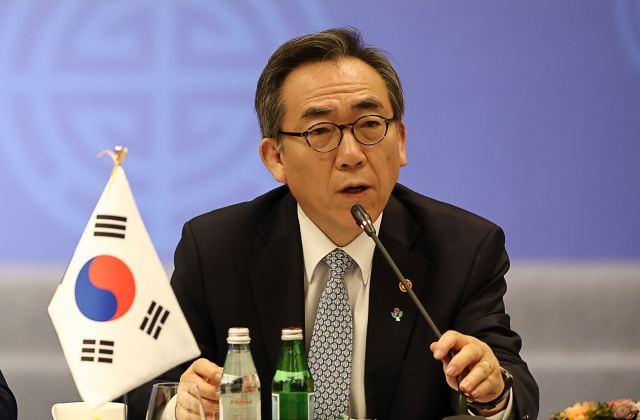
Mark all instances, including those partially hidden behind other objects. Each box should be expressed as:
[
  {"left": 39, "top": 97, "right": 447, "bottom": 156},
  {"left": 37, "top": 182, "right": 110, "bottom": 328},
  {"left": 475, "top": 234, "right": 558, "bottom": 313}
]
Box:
[
  {"left": 430, "top": 331, "right": 508, "bottom": 416},
  {"left": 177, "top": 358, "right": 223, "bottom": 420}
]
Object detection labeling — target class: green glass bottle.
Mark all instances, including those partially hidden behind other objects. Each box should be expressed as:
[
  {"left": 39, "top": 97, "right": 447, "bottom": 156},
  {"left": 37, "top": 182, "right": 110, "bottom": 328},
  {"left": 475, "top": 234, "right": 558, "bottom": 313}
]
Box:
[{"left": 272, "top": 327, "right": 315, "bottom": 420}]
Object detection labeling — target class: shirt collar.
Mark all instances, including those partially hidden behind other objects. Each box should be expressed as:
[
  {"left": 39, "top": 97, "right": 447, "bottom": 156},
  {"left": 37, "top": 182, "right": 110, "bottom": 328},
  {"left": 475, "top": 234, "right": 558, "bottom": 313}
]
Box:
[{"left": 297, "top": 204, "right": 382, "bottom": 286}]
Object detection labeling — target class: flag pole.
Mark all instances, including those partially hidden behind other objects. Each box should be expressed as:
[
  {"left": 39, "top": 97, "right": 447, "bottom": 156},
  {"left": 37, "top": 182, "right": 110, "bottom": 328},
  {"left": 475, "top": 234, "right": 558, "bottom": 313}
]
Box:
[{"left": 111, "top": 144, "right": 129, "bottom": 420}]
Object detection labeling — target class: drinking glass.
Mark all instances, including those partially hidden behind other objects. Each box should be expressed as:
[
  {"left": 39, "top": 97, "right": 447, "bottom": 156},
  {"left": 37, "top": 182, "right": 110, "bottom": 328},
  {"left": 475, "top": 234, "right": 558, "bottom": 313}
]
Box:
[{"left": 146, "top": 382, "right": 205, "bottom": 420}]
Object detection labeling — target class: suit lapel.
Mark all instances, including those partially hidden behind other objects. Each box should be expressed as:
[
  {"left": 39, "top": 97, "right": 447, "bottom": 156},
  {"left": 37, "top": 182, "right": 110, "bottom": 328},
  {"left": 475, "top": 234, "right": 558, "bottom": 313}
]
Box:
[
  {"left": 247, "top": 192, "right": 305, "bottom": 375},
  {"left": 365, "top": 194, "right": 430, "bottom": 416}
]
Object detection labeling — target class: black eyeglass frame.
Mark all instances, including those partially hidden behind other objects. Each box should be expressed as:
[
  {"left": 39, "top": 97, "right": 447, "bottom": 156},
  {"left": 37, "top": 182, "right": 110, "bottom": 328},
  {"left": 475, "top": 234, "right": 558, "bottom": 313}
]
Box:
[{"left": 277, "top": 114, "right": 397, "bottom": 153}]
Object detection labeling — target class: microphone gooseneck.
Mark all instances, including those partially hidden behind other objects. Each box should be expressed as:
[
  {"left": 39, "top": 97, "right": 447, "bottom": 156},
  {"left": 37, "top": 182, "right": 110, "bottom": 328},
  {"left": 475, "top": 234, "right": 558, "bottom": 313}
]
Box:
[{"left": 350, "top": 204, "right": 474, "bottom": 419}]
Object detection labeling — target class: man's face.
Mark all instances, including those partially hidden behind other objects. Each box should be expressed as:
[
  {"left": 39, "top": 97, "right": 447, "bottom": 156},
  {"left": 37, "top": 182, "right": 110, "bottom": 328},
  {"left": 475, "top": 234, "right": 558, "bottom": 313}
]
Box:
[{"left": 260, "top": 57, "right": 407, "bottom": 245}]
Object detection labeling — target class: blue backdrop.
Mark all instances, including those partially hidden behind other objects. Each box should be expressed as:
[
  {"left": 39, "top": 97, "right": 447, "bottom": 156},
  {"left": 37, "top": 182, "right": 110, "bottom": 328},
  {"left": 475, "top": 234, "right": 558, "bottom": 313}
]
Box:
[{"left": 1, "top": 0, "right": 639, "bottom": 262}]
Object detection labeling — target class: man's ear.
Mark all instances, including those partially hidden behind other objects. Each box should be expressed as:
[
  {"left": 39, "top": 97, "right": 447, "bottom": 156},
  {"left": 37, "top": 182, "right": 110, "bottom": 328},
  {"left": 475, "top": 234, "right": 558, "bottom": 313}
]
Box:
[
  {"left": 259, "top": 137, "right": 287, "bottom": 184},
  {"left": 397, "top": 121, "right": 408, "bottom": 167}
]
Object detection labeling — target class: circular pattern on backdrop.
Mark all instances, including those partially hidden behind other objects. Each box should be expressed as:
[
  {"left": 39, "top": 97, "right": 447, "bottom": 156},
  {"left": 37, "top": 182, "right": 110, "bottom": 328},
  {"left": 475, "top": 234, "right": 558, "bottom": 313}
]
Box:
[
  {"left": 0, "top": 0, "right": 328, "bottom": 258},
  {"left": 74, "top": 255, "right": 136, "bottom": 322},
  {"left": 615, "top": 1, "right": 640, "bottom": 72}
]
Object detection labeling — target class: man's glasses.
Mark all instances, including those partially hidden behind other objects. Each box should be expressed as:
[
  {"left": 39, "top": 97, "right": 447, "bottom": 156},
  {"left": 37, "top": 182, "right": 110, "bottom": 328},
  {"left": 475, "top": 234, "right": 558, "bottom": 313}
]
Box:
[{"left": 278, "top": 114, "right": 397, "bottom": 153}]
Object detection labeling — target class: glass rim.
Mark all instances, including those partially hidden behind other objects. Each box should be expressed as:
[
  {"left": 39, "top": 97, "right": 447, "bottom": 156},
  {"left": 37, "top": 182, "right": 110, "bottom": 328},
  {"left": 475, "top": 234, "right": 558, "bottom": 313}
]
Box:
[{"left": 151, "top": 381, "right": 200, "bottom": 389}]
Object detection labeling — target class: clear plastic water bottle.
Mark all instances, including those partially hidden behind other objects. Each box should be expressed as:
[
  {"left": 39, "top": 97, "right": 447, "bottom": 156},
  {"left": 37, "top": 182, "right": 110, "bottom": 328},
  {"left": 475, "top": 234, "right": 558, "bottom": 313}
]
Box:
[
  {"left": 272, "top": 327, "right": 315, "bottom": 420},
  {"left": 219, "top": 327, "right": 261, "bottom": 420}
]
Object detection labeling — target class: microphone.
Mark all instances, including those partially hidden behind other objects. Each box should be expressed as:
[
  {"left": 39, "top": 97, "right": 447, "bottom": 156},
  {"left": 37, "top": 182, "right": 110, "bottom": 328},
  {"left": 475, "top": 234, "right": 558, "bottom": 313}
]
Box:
[
  {"left": 351, "top": 205, "right": 376, "bottom": 237},
  {"left": 351, "top": 204, "right": 475, "bottom": 419}
]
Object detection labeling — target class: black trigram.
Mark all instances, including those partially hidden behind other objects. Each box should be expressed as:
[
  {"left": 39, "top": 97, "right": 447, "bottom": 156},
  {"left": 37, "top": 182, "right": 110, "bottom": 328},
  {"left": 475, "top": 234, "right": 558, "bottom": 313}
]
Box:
[
  {"left": 94, "top": 214, "right": 127, "bottom": 239},
  {"left": 140, "top": 301, "right": 170, "bottom": 339},
  {"left": 80, "top": 339, "right": 114, "bottom": 363}
]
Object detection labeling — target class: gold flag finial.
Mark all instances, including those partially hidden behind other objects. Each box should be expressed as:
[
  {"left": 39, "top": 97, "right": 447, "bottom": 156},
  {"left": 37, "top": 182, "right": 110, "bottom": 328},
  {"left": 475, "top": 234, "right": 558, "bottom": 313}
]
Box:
[
  {"left": 97, "top": 146, "right": 129, "bottom": 197},
  {"left": 98, "top": 145, "right": 128, "bottom": 167}
]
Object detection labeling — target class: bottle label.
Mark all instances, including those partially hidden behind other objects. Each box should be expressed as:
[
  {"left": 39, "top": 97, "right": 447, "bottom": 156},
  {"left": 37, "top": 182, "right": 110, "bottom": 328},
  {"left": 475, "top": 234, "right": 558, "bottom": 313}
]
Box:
[
  {"left": 308, "top": 393, "right": 315, "bottom": 420},
  {"left": 220, "top": 392, "right": 261, "bottom": 420},
  {"left": 271, "top": 392, "right": 316, "bottom": 420}
]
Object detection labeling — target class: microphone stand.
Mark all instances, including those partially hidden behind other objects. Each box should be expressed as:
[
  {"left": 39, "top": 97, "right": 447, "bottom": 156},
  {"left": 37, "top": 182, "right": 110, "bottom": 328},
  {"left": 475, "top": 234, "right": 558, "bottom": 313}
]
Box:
[{"left": 351, "top": 205, "right": 475, "bottom": 420}]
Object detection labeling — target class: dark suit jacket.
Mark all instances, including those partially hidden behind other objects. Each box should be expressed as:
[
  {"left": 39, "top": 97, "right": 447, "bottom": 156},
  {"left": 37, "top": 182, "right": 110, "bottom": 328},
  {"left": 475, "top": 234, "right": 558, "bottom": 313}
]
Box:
[
  {"left": 0, "top": 370, "right": 17, "bottom": 420},
  {"left": 128, "top": 184, "right": 538, "bottom": 420}
]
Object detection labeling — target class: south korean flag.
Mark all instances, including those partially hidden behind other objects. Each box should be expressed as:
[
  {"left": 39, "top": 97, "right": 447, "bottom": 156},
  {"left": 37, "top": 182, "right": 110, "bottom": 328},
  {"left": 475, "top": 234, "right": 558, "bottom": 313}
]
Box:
[{"left": 48, "top": 150, "right": 200, "bottom": 408}]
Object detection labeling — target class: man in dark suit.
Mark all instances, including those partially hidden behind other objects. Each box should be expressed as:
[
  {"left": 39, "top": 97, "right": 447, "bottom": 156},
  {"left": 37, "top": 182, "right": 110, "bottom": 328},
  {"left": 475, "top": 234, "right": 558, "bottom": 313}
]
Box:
[
  {"left": 0, "top": 370, "right": 18, "bottom": 420},
  {"left": 131, "top": 27, "right": 538, "bottom": 420}
]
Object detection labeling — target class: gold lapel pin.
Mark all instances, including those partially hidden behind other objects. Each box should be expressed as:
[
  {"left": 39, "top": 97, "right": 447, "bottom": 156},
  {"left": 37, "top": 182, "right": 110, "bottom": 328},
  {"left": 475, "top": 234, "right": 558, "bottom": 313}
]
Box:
[{"left": 399, "top": 279, "right": 412, "bottom": 292}]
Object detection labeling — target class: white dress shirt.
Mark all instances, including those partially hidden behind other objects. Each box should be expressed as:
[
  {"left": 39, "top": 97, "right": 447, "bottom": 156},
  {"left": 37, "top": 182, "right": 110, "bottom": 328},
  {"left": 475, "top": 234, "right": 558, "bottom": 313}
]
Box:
[{"left": 297, "top": 204, "right": 513, "bottom": 420}]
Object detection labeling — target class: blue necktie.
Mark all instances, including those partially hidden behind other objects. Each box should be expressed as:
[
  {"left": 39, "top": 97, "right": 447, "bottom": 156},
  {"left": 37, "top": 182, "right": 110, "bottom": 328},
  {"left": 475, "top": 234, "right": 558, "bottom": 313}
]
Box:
[{"left": 308, "top": 248, "right": 354, "bottom": 419}]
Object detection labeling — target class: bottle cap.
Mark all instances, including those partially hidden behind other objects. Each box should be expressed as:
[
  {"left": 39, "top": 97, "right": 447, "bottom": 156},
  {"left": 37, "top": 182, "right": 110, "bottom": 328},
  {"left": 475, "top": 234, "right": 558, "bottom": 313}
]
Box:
[
  {"left": 227, "top": 327, "right": 251, "bottom": 344},
  {"left": 281, "top": 327, "right": 303, "bottom": 341}
]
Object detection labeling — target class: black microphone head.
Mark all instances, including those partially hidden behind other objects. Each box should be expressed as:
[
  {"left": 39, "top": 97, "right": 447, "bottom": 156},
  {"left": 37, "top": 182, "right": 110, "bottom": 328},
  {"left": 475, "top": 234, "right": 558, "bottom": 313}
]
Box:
[
  {"left": 351, "top": 204, "right": 376, "bottom": 236},
  {"left": 350, "top": 204, "right": 367, "bottom": 224}
]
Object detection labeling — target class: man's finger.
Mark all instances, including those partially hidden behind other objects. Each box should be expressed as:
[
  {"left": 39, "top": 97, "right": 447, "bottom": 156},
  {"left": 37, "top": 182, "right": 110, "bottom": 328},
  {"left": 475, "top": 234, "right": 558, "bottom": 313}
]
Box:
[
  {"left": 180, "top": 372, "right": 218, "bottom": 400},
  {"left": 445, "top": 342, "right": 484, "bottom": 377},
  {"left": 191, "top": 359, "right": 223, "bottom": 385},
  {"left": 459, "top": 360, "right": 496, "bottom": 394},
  {"left": 431, "top": 330, "right": 470, "bottom": 359},
  {"left": 177, "top": 387, "right": 220, "bottom": 419},
  {"left": 176, "top": 404, "right": 210, "bottom": 420},
  {"left": 464, "top": 369, "right": 504, "bottom": 401},
  {"left": 431, "top": 331, "right": 506, "bottom": 404},
  {"left": 201, "top": 399, "right": 219, "bottom": 415},
  {"left": 180, "top": 359, "right": 223, "bottom": 401}
]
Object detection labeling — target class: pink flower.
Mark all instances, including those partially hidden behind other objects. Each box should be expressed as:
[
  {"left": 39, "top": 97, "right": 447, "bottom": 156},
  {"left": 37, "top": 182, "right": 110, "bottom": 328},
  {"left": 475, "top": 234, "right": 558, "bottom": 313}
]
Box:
[
  {"left": 610, "top": 399, "right": 634, "bottom": 407},
  {"left": 612, "top": 400, "right": 638, "bottom": 420}
]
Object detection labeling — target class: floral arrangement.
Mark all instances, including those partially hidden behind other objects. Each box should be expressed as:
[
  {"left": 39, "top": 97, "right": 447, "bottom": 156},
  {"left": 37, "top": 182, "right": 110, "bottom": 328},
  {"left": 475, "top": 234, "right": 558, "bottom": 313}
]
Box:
[{"left": 551, "top": 399, "right": 640, "bottom": 420}]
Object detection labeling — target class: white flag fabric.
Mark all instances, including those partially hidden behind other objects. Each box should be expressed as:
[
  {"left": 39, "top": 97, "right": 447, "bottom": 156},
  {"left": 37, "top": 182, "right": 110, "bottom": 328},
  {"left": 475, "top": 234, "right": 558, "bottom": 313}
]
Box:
[{"left": 48, "top": 165, "right": 200, "bottom": 408}]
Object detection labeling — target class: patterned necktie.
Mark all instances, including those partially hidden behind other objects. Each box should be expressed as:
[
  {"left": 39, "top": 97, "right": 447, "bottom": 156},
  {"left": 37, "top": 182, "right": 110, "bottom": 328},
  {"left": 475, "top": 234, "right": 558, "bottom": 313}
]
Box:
[{"left": 308, "top": 248, "right": 355, "bottom": 419}]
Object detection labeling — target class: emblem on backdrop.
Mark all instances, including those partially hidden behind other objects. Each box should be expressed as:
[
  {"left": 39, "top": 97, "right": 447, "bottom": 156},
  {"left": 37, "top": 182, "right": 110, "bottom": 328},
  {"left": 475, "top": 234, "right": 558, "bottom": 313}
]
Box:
[
  {"left": 0, "top": 0, "right": 328, "bottom": 258},
  {"left": 615, "top": 1, "right": 640, "bottom": 72}
]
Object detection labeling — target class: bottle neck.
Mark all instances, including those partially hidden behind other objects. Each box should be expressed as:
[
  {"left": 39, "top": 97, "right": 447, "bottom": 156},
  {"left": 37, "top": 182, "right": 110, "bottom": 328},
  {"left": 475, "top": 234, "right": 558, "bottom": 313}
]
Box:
[
  {"left": 273, "top": 339, "right": 313, "bottom": 391},
  {"left": 227, "top": 343, "right": 251, "bottom": 351},
  {"left": 276, "top": 339, "right": 309, "bottom": 371},
  {"left": 282, "top": 339, "right": 303, "bottom": 352},
  {"left": 223, "top": 342, "right": 258, "bottom": 376}
]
